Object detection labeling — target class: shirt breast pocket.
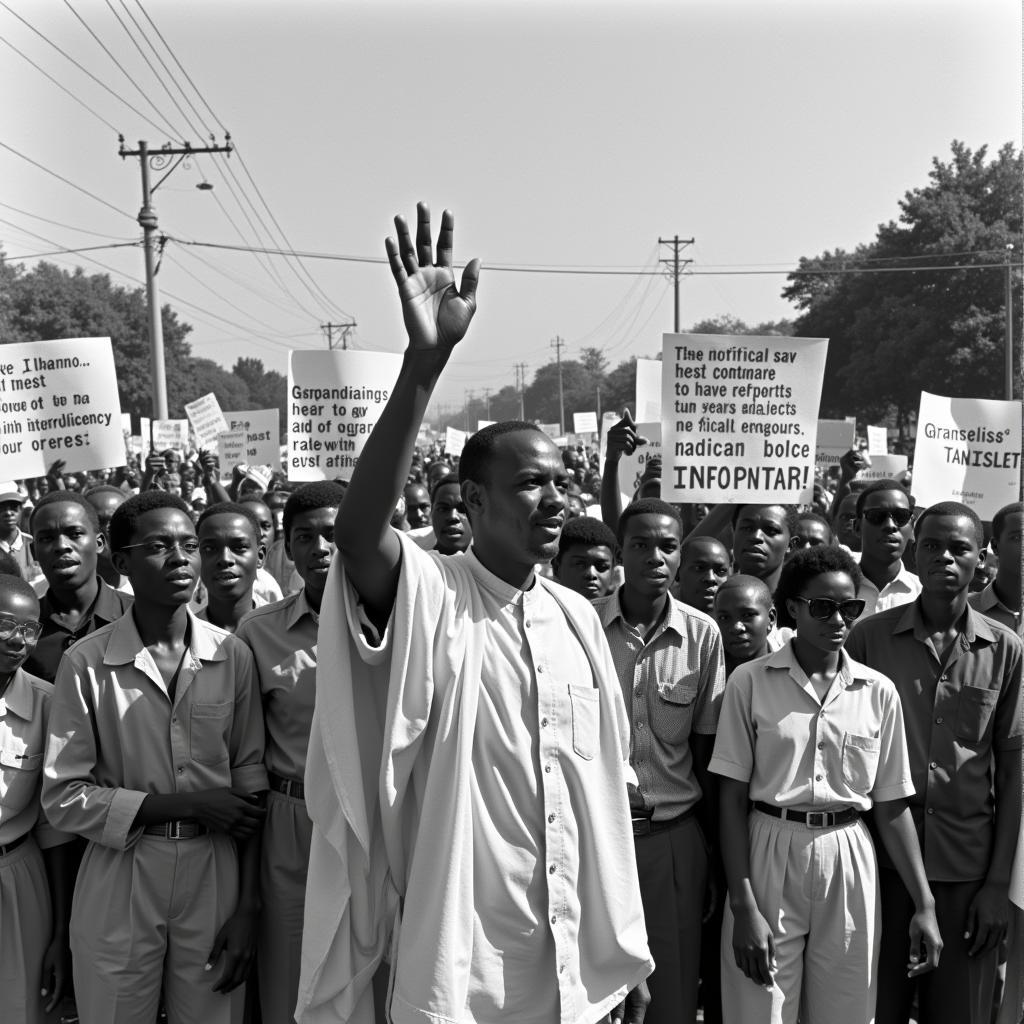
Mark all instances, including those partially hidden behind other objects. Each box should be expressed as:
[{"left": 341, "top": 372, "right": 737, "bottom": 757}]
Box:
[
  {"left": 189, "top": 701, "right": 233, "bottom": 766},
  {"left": 0, "top": 745, "right": 43, "bottom": 808},
  {"left": 955, "top": 685, "right": 998, "bottom": 745},
  {"left": 650, "top": 681, "right": 697, "bottom": 744},
  {"left": 567, "top": 685, "right": 600, "bottom": 761},
  {"left": 842, "top": 733, "right": 880, "bottom": 794}
]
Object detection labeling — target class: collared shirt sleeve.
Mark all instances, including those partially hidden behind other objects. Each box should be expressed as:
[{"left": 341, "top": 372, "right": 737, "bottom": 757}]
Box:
[
  {"left": 224, "top": 636, "right": 269, "bottom": 792},
  {"left": 869, "top": 673, "right": 915, "bottom": 803},
  {"left": 693, "top": 621, "right": 727, "bottom": 735},
  {"left": 708, "top": 664, "right": 755, "bottom": 784},
  {"left": 42, "top": 653, "right": 148, "bottom": 850},
  {"left": 992, "top": 632, "right": 1024, "bottom": 753}
]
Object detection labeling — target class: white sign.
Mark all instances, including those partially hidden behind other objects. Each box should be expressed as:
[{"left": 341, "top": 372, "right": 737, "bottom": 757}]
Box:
[
  {"left": 635, "top": 358, "right": 662, "bottom": 422},
  {"left": 866, "top": 425, "right": 888, "bottom": 455},
  {"left": 859, "top": 454, "right": 909, "bottom": 481},
  {"left": 287, "top": 349, "right": 403, "bottom": 481},
  {"left": 816, "top": 419, "right": 856, "bottom": 467},
  {"left": 445, "top": 426, "right": 467, "bottom": 457},
  {"left": 573, "top": 410, "right": 598, "bottom": 434},
  {"left": 662, "top": 333, "right": 829, "bottom": 503},
  {"left": 140, "top": 416, "right": 151, "bottom": 452},
  {"left": 477, "top": 420, "right": 495, "bottom": 431},
  {"left": 911, "top": 391, "right": 1022, "bottom": 520},
  {"left": 152, "top": 418, "right": 189, "bottom": 453},
  {"left": 216, "top": 429, "right": 247, "bottom": 480},
  {"left": 184, "top": 392, "right": 229, "bottom": 449},
  {"left": 538, "top": 423, "right": 561, "bottom": 439},
  {"left": 618, "top": 422, "right": 662, "bottom": 497},
  {"left": 225, "top": 408, "right": 280, "bottom": 469},
  {"left": 0, "top": 337, "right": 125, "bottom": 478}
]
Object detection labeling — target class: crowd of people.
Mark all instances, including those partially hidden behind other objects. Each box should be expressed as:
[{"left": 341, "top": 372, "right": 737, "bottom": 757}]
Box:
[{"left": 0, "top": 204, "right": 1020, "bottom": 1024}]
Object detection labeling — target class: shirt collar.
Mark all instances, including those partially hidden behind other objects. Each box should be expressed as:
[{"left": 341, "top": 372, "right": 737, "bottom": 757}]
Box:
[
  {"left": 0, "top": 531, "right": 25, "bottom": 553},
  {"left": 895, "top": 596, "right": 997, "bottom": 644},
  {"left": 597, "top": 586, "right": 686, "bottom": 639},
  {"left": 0, "top": 668, "right": 37, "bottom": 720},
  {"left": 285, "top": 588, "right": 319, "bottom": 629},
  {"left": 464, "top": 546, "right": 532, "bottom": 606},
  {"left": 761, "top": 639, "right": 873, "bottom": 690},
  {"left": 102, "top": 606, "right": 227, "bottom": 666},
  {"left": 41, "top": 577, "right": 128, "bottom": 625}
]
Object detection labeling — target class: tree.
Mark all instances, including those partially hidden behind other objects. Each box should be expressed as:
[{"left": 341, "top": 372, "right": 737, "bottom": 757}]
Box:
[
  {"left": 181, "top": 358, "right": 252, "bottom": 416},
  {"left": 784, "top": 141, "right": 1022, "bottom": 423},
  {"left": 233, "top": 356, "right": 288, "bottom": 439}
]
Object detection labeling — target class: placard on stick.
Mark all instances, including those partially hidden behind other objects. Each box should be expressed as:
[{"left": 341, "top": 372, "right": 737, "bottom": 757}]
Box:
[
  {"left": 445, "top": 426, "right": 467, "bottom": 457},
  {"left": 0, "top": 337, "right": 125, "bottom": 478},
  {"left": 225, "top": 409, "right": 280, "bottom": 469},
  {"left": 287, "top": 350, "right": 403, "bottom": 481},
  {"left": 662, "top": 333, "right": 829, "bottom": 503},
  {"left": 815, "top": 419, "right": 856, "bottom": 468},
  {"left": 184, "top": 393, "right": 229, "bottom": 449},
  {"left": 573, "top": 411, "right": 598, "bottom": 435},
  {"left": 635, "top": 358, "right": 662, "bottom": 422}
]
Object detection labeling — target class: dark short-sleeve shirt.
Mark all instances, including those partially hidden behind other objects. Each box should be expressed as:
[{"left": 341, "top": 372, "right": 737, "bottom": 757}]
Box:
[
  {"left": 24, "top": 578, "right": 133, "bottom": 683},
  {"left": 846, "top": 600, "right": 1024, "bottom": 882}
]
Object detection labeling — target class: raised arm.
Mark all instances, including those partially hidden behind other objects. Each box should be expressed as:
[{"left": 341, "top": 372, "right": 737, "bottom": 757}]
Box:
[
  {"left": 600, "top": 410, "right": 647, "bottom": 530},
  {"left": 336, "top": 203, "right": 480, "bottom": 627}
]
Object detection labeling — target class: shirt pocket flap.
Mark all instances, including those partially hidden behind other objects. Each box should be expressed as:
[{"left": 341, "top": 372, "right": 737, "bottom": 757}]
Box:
[
  {"left": 658, "top": 681, "right": 698, "bottom": 706},
  {"left": 844, "top": 733, "right": 880, "bottom": 753},
  {"left": 190, "top": 701, "right": 233, "bottom": 719}
]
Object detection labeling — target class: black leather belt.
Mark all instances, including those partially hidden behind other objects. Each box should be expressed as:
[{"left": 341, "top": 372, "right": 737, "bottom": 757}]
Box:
[
  {"left": 143, "top": 820, "right": 209, "bottom": 840},
  {"left": 0, "top": 832, "right": 28, "bottom": 856},
  {"left": 269, "top": 771, "right": 305, "bottom": 801},
  {"left": 632, "top": 806, "right": 695, "bottom": 837},
  {"left": 753, "top": 801, "right": 859, "bottom": 829}
]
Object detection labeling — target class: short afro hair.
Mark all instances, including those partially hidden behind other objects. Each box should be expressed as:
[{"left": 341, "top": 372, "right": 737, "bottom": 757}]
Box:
[
  {"left": 617, "top": 498, "right": 683, "bottom": 546},
  {"left": 283, "top": 482, "right": 347, "bottom": 541},
  {"left": 30, "top": 490, "right": 100, "bottom": 533},
  {"left": 458, "top": 421, "right": 548, "bottom": 487},
  {"left": 196, "top": 501, "right": 263, "bottom": 544},
  {"left": 855, "top": 478, "right": 912, "bottom": 518},
  {"left": 715, "top": 573, "right": 774, "bottom": 610},
  {"left": 0, "top": 550, "right": 24, "bottom": 578},
  {"left": 430, "top": 476, "right": 462, "bottom": 503},
  {"left": 109, "top": 491, "right": 194, "bottom": 552},
  {"left": 84, "top": 484, "right": 129, "bottom": 501},
  {"left": 913, "top": 500, "right": 984, "bottom": 546},
  {"left": 556, "top": 516, "right": 620, "bottom": 561},
  {"left": 730, "top": 503, "right": 793, "bottom": 529},
  {"left": 0, "top": 572, "right": 39, "bottom": 609},
  {"left": 679, "top": 535, "right": 730, "bottom": 565},
  {"left": 774, "top": 545, "right": 863, "bottom": 628},
  {"left": 788, "top": 510, "right": 834, "bottom": 543},
  {"left": 992, "top": 501, "right": 1023, "bottom": 542}
]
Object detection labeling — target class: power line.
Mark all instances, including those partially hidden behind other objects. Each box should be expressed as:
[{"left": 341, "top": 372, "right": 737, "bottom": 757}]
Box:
[
  {"left": 0, "top": 200, "right": 137, "bottom": 240},
  {"left": 1, "top": 240, "right": 139, "bottom": 261}
]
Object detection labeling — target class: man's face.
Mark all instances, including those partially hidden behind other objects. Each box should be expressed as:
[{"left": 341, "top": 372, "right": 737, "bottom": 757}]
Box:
[
  {"left": 0, "top": 501, "right": 23, "bottom": 537},
  {"left": 620, "top": 513, "right": 682, "bottom": 600},
  {"left": 566, "top": 495, "right": 586, "bottom": 520},
  {"left": 241, "top": 500, "right": 274, "bottom": 549},
  {"left": 86, "top": 491, "right": 126, "bottom": 544},
  {"left": 286, "top": 507, "right": 338, "bottom": 601},
  {"left": 198, "top": 513, "right": 263, "bottom": 604},
  {"left": 465, "top": 431, "right": 568, "bottom": 577},
  {"left": 857, "top": 489, "right": 912, "bottom": 565},
  {"left": 914, "top": 513, "right": 982, "bottom": 597},
  {"left": 733, "top": 505, "right": 789, "bottom": 577},
  {"left": 790, "top": 517, "right": 831, "bottom": 553},
  {"left": 430, "top": 482, "right": 471, "bottom": 556},
  {"left": 992, "top": 511, "right": 1023, "bottom": 582},
  {"left": 714, "top": 584, "right": 775, "bottom": 666},
  {"left": 555, "top": 543, "right": 616, "bottom": 601},
  {"left": 112, "top": 508, "right": 199, "bottom": 607},
  {"left": 0, "top": 586, "right": 41, "bottom": 679},
  {"left": 404, "top": 484, "right": 431, "bottom": 530},
  {"left": 32, "top": 501, "right": 102, "bottom": 590},
  {"left": 832, "top": 494, "right": 860, "bottom": 550},
  {"left": 674, "top": 538, "right": 730, "bottom": 613}
]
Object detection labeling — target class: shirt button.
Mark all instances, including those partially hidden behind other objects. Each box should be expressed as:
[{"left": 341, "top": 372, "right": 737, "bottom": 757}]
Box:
[
  {"left": 177, "top": 766, "right": 185, "bottom": 774},
  {"left": 171, "top": 717, "right": 177, "bottom": 724},
  {"left": 817, "top": 742, "right": 824, "bottom": 750},
  {"left": 537, "top": 666, "right": 544, "bottom": 674},
  {"left": 634, "top": 685, "right": 642, "bottom": 695},
  {"left": 548, "top": 813, "right": 555, "bottom": 823},
  {"left": 815, "top": 774, "right": 823, "bottom": 781},
  {"left": 541, "top": 717, "right": 549, "bottom": 727},
  {"left": 549, "top": 865, "right": 556, "bottom": 874},
  {"left": 935, "top": 716, "right": 944, "bottom": 725},
  {"left": 926, "top": 807, "right": 935, "bottom": 815},
  {"left": 939, "top": 675, "right": 948, "bottom": 682},
  {"left": 636, "top": 721, "right": 644, "bottom": 731},
  {"left": 551, "top": 915, "right": 557, "bottom": 925},
  {"left": 929, "top": 761, "right": 938, "bottom": 769},
  {"left": 526, "top": 620, "right": 532, "bottom": 628},
  {"left": 545, "top": 765, "right": 552, "bottom": 773}
]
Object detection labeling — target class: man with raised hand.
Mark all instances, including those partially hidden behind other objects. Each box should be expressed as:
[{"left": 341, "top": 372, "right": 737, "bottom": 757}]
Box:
[{"left": 299, "top": 204, "right": 652, "bottom": 1024}]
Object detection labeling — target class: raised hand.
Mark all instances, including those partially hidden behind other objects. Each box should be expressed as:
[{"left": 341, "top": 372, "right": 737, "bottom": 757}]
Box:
[{"left": 385, "top": 202, "right": 480, "bottom": 353}]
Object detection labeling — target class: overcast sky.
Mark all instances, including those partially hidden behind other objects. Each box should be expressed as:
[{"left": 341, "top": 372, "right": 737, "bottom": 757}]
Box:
[{"left": 3, "top": 0, "right": 1020, "bottom": 415}]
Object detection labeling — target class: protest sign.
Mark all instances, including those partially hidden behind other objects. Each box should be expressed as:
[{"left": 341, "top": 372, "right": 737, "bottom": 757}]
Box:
[
  {"left": 0, "top": 337, "right": 125, "bottom": 479},
  {"left": 573, "top": 411, "right": 598, "bottom": 434},
  {"left": 859, "top": 454, "right": 908, "bottom": 481},
  {"left": 217, "top": 429, "right": 247, "bottom": 480},
  {"left": 152, "top": 419, "right": 189, "bottom": 453},
  {"left": 477, "top": 420, "right": 495, "bottom": 431},
  {"left": 815, "top": 419, "right": 856, "bottom": 468},
  {"left": 120, "top": 412, "right": 133, "bottom": 437},
  {"left": 866, "top": 425, "right": 888, "bottom": 455},
  {"left": 287, "top": 349, "right": 403, "bottom": 481},
  {"left": 635, "top": 358, "right": 662, "bottom": 422},
  {"left": 128, "top": 436, "right": 143, "bottom": 458},
  {"left": 538, "top": 423, "right": 561, "bottom": 439},
  {"left": 617, "top": 422, "right": 662, "bottom": 496},
  {"left": 662, "top": 333, "right": 829, "bottom": 503},
  {"left": 911, "top": 391, "right": 1022, "bottom": 520},
  {"left": 184, "top": 393, "right": 229, "bottom": 449},
  {"left": 140, "top": 417, "right": 151, "bottom": 452},
  {"left": 225, "top": 409, "right": 280, "bottom": 468},
  {"left": 445, "top": 426, "right": 467, "bottom": 457}
]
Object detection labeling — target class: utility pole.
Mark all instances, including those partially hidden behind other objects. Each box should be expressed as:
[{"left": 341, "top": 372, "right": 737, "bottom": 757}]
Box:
[
  {"left": 551, "top": 336, "right": 566, "bottom": 434},
  {"left": 514, "top": 362, "right": 528, "bottom": 419},
  {"left": 1006, "top": 244, "right": 1015, "bottom": 400},
  {"left": 482, "top": 387, "right": 492, "bottom": 420},
  {"left": 322, "top": 320, "right": 357, "bottom": 350},
  {"left": 119, "top": 137, "right": 232, "bottom": 419},
  {"left": 658, "top": 234, "right": 694, "bottom": 333},
  {"left": 464, "top": 390, "right": 474, "bottom": 432}
]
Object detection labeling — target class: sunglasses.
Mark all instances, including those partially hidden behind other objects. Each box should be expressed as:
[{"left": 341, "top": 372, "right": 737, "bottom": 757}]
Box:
[
  {"left": 0, "top": 616, "right": 43, "bottom": 645},
  {"left": 862, "top": 508, "right": 913, "bottom": 528},
  {"left": 791, "top": 597, "right": 865, "bottom": 623}
]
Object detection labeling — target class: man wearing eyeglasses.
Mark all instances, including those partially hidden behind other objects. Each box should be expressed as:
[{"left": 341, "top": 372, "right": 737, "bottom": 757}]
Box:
[
  {"left": 846, "top": 501, "right": 1023, "bottom": 1024},
  {"left": 42, "top": 491, "right": 268, "bottom": 1024},
  {"left": 853, "top": 480, "right": 921, "bottom": 619}
]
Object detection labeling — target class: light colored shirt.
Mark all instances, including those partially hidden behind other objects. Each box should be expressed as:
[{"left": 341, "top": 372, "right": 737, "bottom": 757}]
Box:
[
  {"left": 235, "top": 589, "right": 319, "bottom": 781},
  {"left": 0, "top": 668, "right": 72, "bottom": 849},
  {"left": 593, "top": 589, "right": 726, "bottom": 820},
  {"left": 299, "top": 530, "right": 652, "bottom": 1024},
  {"left": 42, "top": 609, "right": 267, "bottom": 850},
  {"left": 0, "top": 529, "right": 38, "bottom": 581},
  {"left": 855, "top": 559, "right": 922, "bottom": 619},
  {"left": 710, "top": 642, "right": 914, "bottom": 811},
  {"left": 969, "top": 581, "right": 1023, "bottom": 638}
]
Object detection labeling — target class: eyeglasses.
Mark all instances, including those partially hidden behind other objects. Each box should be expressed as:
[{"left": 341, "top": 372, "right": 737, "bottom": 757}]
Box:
[
  {"left": 119, "top": 537, "right": 201, "bottom": 557},
  {"left": 862, "top": 508, "right": 913, "bottom": 528},
  {"left": 0, "top": 616, "right": 43, "bottom": 644},
  {"left": 791, "top": 597, "right": 866, "bottom": 623}
]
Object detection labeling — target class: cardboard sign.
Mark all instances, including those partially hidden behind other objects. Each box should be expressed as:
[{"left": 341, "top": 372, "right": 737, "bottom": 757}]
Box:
[
  {"left": 859, "top": 454, "right": 908, "bottom": 481},
  {"left": 538, "top": 423, "right": 561, "bottom": 439},
  {"left": 477, "top": 420, "right": 495, "bottom": 431},
  {"left": 866, "top": 425, "right": 888, "bottom": 455},
  {"left": 911, "top": 391, "right": 1022, "bottom": 519},
  {"left": 816, "top": 419, "right": 856, "bottom": 468},
  {"left": 635, "top": 358, "right": 662, "bottom": 422},
  {"left": 662, "top": 333, "right": 829, "bottom": 503},
  {"left": 184, "top": 393, "right": 229, "bottom": 449},
  {"left": 287, "top": 349, "right": 403, "bottom": 481},
  {"left": 152, "top": 419, "right": 189, "bottom": 454},
  {"left": 445, "top": 426, "right": 467, "bottom": 457},
  {"left": 573, "top": 410, "right": 598, "bottom": 434},
  {"left": 217, "top": 428, "right": 247, "bottom": 478},
  {"left": 224, "top": 409, "right": 280, "bottom": 469},
  {"left": 0, "top": 337, "right": 125, "bottom": 478},
  {"left": 618, "top": 422, "right": 662, "bottom": 496}
]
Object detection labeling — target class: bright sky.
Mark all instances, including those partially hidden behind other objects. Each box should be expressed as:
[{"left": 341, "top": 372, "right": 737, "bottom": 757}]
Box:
[{"left": 3, "top": 0, "right": 1020, "bottom": 416}]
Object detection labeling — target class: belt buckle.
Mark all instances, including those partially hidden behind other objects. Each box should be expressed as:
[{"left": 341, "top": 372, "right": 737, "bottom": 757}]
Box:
[
  {"left": 166, "top": 820, "right": 184, "bottom": 840},
  {"left": 806, "top": 811, "right": 828, "bottom": 829},
  {"left": 632, "top": 816, "right": 652, "bottom": 837}
]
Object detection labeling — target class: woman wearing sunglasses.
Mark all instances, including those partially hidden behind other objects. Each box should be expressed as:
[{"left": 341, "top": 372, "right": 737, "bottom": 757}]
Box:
[{"left": 709, "top": 545, "right": 942, "bottom": 1023}]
